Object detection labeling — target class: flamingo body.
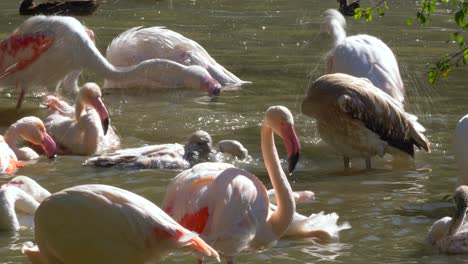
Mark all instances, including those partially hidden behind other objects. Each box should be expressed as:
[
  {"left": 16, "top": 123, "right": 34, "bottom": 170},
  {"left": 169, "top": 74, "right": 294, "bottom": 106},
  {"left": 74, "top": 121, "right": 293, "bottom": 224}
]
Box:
[
  {"left": 0, "top": 136, "right": 23, "bottom": 174},
  {"left": 0, "top": 176, "right": 50, "bottom": 231},
  {"left": 323, "top": 9, "right": 404, "bottom": 105},
  {"left": 302, "top": 73, "right": 430, "bottom": 169},
  {"left": 104, "top": 26, "right": 248, "bottom": 90},
  {"left": 162, "top": 106, "right": 301, "bottom": 263},
  {"left": 22, "top": 184, "right": 219, "bottom": 263},
  {"left": 44, "top": 83, "right": 120, "bottom": 155}
]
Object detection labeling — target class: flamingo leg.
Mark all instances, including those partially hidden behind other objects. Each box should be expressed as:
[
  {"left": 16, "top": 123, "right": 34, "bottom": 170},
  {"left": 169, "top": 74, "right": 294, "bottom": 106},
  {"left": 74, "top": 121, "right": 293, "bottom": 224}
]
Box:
[
  {"left": 197, "top": 259, "right": 203, "bottom": 264},
  {"left": 343, "top": 156, "right": 351, "bottom": 169},
  {"left": 365, "top": 158, "right": 371, "bottom": 170},
  {"left": 227, "top": 257, "right": 234, "bottom": 264},
  {"left": 16, "top": 81, "right": 25, "bottom": 108}
]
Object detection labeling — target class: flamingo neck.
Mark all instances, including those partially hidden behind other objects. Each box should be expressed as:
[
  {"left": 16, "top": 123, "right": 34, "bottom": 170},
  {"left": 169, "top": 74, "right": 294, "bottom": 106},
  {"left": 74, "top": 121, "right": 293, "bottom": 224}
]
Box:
[
  {"left": 261, "top": 124, "right": 295, "bottom": 237},
  {"left": 0, "top": 187, "right": 39, "bottom": 231},
  {"left": 329, "top": 20, "right": 347, "bottom": 47},
  {"left": 449, "top": 207, "right": 467, "bottom": 236},
  {"left": 4, "top": 125, "right": 22, "bottom": 160},
  {"left": 77, "top": 111, "right": 102, "bottom": 155}
]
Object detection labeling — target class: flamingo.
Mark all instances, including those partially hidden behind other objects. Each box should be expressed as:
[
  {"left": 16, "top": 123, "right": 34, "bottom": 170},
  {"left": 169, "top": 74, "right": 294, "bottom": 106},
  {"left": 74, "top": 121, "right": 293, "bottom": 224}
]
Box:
[
  {"left": 84, "top": 130, "right": 247, "bottom": 169},
  {"left": 338, "top": 0, "right": 360, "bottom": 16},
  {"left": 0, "top": 16, "right": 220, "bottom": 108},
  {"left": 44, "top": 82, "right": 120, "bottom": 156},
  {"left": 302, "top": 73, "right": 430, "bottom": 169},
  {"left": 0, "top": 136, "right": 24, "bottom": 174},
  {"left": 161, "top": 106, "right": 301, "bottom": 263},
  {"left": 0, "top": 176, "right": 50, "bottom": 231},
  {"left": 322, "top": 9, "right": 405, "bottom": 106},
  {"left": 453, "top": 114, "right": 468, "bottom": 186},
  {"left": 22, "top": 184, "right": 220, "bottom": 263},
  {"left": 104, "top": 26, "right": 249, "bottom": 90},
  {"left": 427, "top": 185, "right": 468, "bottom": 254},
  {"left": 3, "top": 116, "right": 57, "bottom": 160},
  {"left": 19, "top": 0, "right": 99, "bottom": 16}
]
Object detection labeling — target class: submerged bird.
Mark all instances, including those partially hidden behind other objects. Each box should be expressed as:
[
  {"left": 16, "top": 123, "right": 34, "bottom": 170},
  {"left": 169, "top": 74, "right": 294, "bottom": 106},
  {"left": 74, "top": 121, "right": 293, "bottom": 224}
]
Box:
[
  {"left": 322, "top": 9, "right": 405, "bottom": 105},
  {"left": 104, "top": 26, "right": 249, "bottom": 90},
  {"left": 19, "top": 0, "right": 99, "bottom": 16},
  {"left": 0, "top": 16, "right": 219, "bottom": 109},
  {"left": 338, "top": 0, "right": 360, "bottom": 16},
  {"left": 22, "top": 184, "right": 220, "bottom": 263},
  {"left": 162, "top": 106, "right": 301, "bottom": 263},
  {"left": 3, "top": 116, "right": 57, "bottom": 160},
  {"left": 0, "top": 136, "right": 24, "bottom": 174},
  {"left": 0, "top": 176, "right": 50, "bottom": 231},
  {"left": 453, "top": 114, "right": 468, "bottom": 186},
  {"left": 428, "top": 185, "right": 468, "bottom": 254},
  {"left": 44, "top": 82, "right": 120, "bottom": 156},
  {"left": 84, "top": 130, "right": 247, "bottom": 169},
  {"left": 302, "top": 73, "right": 430, "bottom": 169}
]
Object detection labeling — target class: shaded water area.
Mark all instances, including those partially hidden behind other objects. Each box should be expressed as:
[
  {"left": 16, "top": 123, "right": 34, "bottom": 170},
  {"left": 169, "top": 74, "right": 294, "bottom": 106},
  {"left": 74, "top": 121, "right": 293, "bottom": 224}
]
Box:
[{"left": 0, "top": 0, "right": 467, "bottom": 263}]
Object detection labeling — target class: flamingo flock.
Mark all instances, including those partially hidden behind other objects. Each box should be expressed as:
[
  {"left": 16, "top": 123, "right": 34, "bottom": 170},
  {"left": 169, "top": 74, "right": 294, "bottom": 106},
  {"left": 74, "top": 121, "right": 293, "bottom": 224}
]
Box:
[{"left": 0, "top": 1, "right": 464, "bottom": 263}]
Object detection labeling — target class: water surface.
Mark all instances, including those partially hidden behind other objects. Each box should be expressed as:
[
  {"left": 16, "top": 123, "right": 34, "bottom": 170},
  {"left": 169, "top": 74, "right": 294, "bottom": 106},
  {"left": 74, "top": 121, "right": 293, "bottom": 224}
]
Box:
[{"left": 0, "top": 0, "right": 467, "bottom": 263}]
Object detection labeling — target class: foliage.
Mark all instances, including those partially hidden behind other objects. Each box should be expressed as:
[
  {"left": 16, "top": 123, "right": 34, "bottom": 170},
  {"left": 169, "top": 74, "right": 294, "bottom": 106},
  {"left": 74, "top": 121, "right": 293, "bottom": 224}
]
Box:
[{"left": 354, "top": 0, "right": 468, "bottom": 84}]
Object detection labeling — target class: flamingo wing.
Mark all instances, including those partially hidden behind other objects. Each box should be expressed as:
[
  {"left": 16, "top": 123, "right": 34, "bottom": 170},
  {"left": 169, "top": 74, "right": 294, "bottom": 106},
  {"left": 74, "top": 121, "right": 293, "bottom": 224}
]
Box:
[
  {"left": 33, "top": 184, "right": 218, "bottom": 263},
  {"left": 0, "top": 140, "right": 22, "bottom": 174},
  {"left": 0, "top": 31, "right": 54, "bottom": 79}
]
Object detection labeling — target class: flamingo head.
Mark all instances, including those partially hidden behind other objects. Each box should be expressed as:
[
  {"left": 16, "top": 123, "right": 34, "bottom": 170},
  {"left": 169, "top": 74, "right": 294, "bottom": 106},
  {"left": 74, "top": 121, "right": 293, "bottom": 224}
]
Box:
[
  {"left": 449, "top": 185, "right": 468, "bottom": 235},
  {"left": 79, "top": 83, "right": 110, "bottom": 135},
  {"left": 184, "top": 65, "right": 221, "bottom": 96},
  {"left": 184, "top": 130, "right": 214, "bottom": 166},
  {"left": 17, "top": 117, "right": 57, "bottom": 159},
  {"left": 264, "top": 106, "right": 301, "bottom": 173}
]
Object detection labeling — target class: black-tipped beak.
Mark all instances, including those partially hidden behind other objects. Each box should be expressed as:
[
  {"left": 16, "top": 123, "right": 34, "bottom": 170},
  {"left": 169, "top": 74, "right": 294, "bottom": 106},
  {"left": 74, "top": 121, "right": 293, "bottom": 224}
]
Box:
[
  {"left": 102, "top": 117, "right": 109, "bottom": 135},
  {"left": 288, "top": 151, "right": 300, "bottom": 174}
]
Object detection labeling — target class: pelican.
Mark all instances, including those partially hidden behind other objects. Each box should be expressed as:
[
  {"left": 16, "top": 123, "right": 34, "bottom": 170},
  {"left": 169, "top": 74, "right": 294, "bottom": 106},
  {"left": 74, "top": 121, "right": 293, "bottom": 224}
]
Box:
[{"left": 302, "top": 73, "right": 430, "bottom": 169}]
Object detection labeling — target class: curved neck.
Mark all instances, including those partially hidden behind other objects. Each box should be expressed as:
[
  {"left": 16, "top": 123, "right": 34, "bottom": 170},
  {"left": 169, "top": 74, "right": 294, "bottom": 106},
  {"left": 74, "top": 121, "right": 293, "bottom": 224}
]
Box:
[
  {"left": 77, "top": 112, "right": 101, "bottom": 155},
  {"left": 0, "top": 188, "right": 39, "bottom": 231},
  {"left": 330, "top": 20, "right": 347, "bottom": 47},
  {"left": 4, "top": 126, "right": 21, "bottom": 159},
  {"left": 261, "top": 124, "right": 295, "bottom": 237},
  {"left": 449, "top": 207, "right": 467, "bottom": 236}
]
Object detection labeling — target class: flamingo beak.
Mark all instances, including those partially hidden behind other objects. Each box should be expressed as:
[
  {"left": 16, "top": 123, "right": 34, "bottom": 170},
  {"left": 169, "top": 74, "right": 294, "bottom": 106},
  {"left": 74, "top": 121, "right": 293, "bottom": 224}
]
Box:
[
  {"left": 202, "top": 78, "right": 221, "bottom": 96},
  {"left": 91, "top": 96, "right": 110, "bottom": 135},
  {"left": 281, "top": 123, "right": 301, "bottom": 174},
  {"left": 41, "top": 133, "right": 57, "bottom": 159}
]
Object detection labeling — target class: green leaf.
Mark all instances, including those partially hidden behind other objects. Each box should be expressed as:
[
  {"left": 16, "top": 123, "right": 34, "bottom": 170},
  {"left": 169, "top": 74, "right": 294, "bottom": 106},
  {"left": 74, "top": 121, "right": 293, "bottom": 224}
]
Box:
[
  {"left": 450, "top": 32, "right": 459, "bottom": 40},
  {"left": 377, "top": 8, "right": 385, "bottom": 17},
  {"left": 455, "top": 10, "right": 465, "bottom": 27},
  {"left": 428, "top": 70, "right": 437, "bottom": 84},
  {"left": 457, "top": 35, "right": 465, "bottom": 47},
  {"left": 464, "top": 48, "right": 468, "bottom": 59},
  {"left": 365, "top": 7, "right": 373, "bottom": 22},
  {"left": 354, "top": 7, "right": 362, "bottom": 19},
  {"left": 406, "top": 17, "right": 414, "bottom": 25}
]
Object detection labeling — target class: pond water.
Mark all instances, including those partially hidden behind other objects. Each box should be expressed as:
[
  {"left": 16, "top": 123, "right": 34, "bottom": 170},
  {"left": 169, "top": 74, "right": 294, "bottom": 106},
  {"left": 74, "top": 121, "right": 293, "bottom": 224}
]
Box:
[{"left": 0, "top": 0, "right": 467, "bottom": 263}]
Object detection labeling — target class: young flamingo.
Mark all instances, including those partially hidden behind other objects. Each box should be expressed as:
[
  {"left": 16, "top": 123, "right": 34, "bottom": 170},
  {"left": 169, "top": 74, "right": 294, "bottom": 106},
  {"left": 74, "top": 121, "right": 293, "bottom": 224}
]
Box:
[{"left": 162, "top": 106, "right": 301, "bottom": 263}]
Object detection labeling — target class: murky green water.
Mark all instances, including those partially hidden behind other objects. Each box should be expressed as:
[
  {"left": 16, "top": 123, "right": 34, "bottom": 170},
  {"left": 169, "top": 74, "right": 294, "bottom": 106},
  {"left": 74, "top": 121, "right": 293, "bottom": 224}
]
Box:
[{"left": 0, "top": 0, "right": 467, "bottom": 263}]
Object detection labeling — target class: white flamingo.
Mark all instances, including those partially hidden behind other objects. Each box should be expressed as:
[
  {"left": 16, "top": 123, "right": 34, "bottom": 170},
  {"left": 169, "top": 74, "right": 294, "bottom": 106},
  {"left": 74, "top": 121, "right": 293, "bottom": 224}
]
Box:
[
  {"left": 104, "top": 26, "right": 249, "bottom": 90},
  {"left": 3, "top": 116, "right": 57, "bottom": 160},
  {"left": 0, "top": 16, "right": 220, "bottom": 108},
  {"left": 22, "top": 184, "right": 220, "bottom": 263},
  {"left": 322, "top": 9, "right": 405, "bottom": 106},
  {"left": 0, "top": 176, "right": 50, "bottom": 231},
  {"left": 302, "top": 73, "right": 430, "bottom": 169},
  {"left": 453, "top": 114, "right": 468, "bottom": 186},
  {"left": 427, "top": 185, "right": 468, "bottom": 254},
  {"left": 44, "top": 82, "right": 120, "bottom": 155},
  {"left": 161, "top": 106, "right": 304, "bottom": 263}
]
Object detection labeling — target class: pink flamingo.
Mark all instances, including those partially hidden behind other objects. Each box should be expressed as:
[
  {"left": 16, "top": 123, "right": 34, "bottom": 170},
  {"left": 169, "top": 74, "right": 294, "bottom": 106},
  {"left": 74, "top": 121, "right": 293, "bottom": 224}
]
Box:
[
  {"left": 44, "top": 82, "right": 120, "bottom": 155},
  {"left": 104, "top": 26, "right": 249, "bottom": 89},
  {"left": 3, "top": 116, "right": 57, "bottom": 160},
  {"left": 0, "top": 136, "right": 24, "bottom": 174},
  {"left": 162, "top": 106, "right": 302, "bottom": 263},
  {"left": 0, "top": 16, "right": 220, "bottom": 108},
  {"left": 0, "top": 176, "right": 50, "bottom": 231},
  {"left": 22, "top": 184, "right": 220, "bottom": 263},
  {"left": 322, "top": 9, "right": 405, "bottom": 106}
]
